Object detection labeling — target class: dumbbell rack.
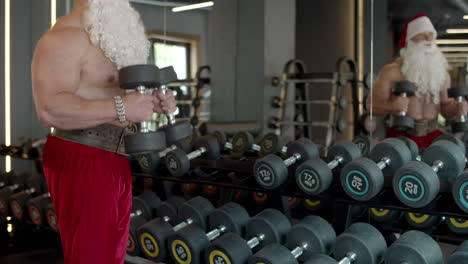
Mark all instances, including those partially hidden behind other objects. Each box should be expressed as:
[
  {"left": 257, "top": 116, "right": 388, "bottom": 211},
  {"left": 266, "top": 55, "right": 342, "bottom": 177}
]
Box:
[{"left": 134, "top": 155, "right": 468, "bottom": 242}]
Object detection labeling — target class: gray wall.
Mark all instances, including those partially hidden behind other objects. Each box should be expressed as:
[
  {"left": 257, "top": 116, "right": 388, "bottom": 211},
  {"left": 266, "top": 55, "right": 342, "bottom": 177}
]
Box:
[{"left": 132, "top": 3, "right": 210, "bottom": 67}]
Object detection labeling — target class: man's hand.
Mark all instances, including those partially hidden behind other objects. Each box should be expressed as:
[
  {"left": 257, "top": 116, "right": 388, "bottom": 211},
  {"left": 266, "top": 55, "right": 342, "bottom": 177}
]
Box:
[
  {"left": 152, "top": 89, "right": 177, "bottom": 114},
  {"left": 392, "top": 96, "right": 410, "bottom": 115},
  {"left": 123, "top": 93, "right": 155, "bottom": 123}
]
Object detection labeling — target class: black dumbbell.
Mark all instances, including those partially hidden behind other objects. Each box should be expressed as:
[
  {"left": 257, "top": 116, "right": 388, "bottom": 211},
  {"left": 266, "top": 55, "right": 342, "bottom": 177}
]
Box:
[
  {"left": 434, "top": 134, "right": 467, "bottom": 155},
  {"left": 9, "top": 175, "right": 47, "bottom": 220},
  {"left": 118, "top": 64, "right": 167, "bottom": 156},
  {"left": 449, "top": 86, "right": 468, "bottom": 133},
  {"left": 448, "top": 240, "right": 468, "bottom": 264},
  {"left": 155, "top": 195, "right": 186, "bottom": 225},
  {"left": 391, "top": 81, "right": 416, "bottom": 131},
  {"left": 211, "top": 131, "right": 233, "bottom": 153},
  {"left": 248, "top": 216, "right": 336, "bottom": 264},
  {"left": 404, "top": 212, "right": 442, "bottom": 230},
  {"left": 136, "top": 138, "right": 191, "bottom": 173},
  {"left": 254, "top": 138, "right": 318, "bottom": 190},
  {"left": 165, "top": 135, "right": 220, "bottom": 177},
  {"left": 258, "top": 133, "right": 289, "bottom": 156},
  {"left": 393, "top": 140, "right": 465, "bottom": 208},
  {"left": 352, "top": 135, "right": 377, "bottom": 157},
  {"left": 156, "top": 66, "right": 192, "bottom": 146},
  {"left": 26, "top": 192, "right": 51, "bottom": 226},
  {"left": 128, "top": 192, "right": 162, "bottom": 256},
  {"left": 45, "top": 202, "right": 58, "bottom": 232},
  {"left": 21, "top": 138, "right": 46, "bottom": 159},
  {"left": 230, "top": 131, "right": 262, "bottom": 158},
  {"left": 206, "top": 208, "right": 291, "bottom": 264},
  {"left": 0, "top": 172, "right": 28, "bottom": 191},
  {"left": 137, "top": 196, "right": 214, "bottom": 262},
  {"left": 385, "top": 230, "right": 443, "bottom": 264},
  {"left": 168, "top": 202, "right": 250, "bottom": 264},
  {"left": 446, "top": 217, "right": 468, "bottom": 235},
  {"left": 340, "top": 138, "right": 411, "bottom": 201},
  {"left": 296, "top": 141, "right": 361, "bottom": 195},
  {"left": 369, "top": 208, "right": 401, "bottom": 224}
]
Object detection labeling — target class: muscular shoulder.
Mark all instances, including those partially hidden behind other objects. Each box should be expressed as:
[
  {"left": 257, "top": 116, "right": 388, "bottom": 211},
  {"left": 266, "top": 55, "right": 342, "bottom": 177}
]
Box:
[
  {"left": 34, "top": 27, "right": 90, "bottom": 60},
  {"left": 377, "top": 61, "right": 403, "bottom": 82}
]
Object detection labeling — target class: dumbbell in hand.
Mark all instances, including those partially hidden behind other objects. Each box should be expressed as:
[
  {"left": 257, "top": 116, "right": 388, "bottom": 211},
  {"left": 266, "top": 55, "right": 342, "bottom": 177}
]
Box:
[
  {"left": 254, "top": 138, "right": 318, "bottom": 190},
  {"left": 393, "top": 140, "right": 465, "bottom": 208},
  {"left": 296, "top": 141, "right": 361, "bottom": 195},
  {"left": 306, "top": 223, "right": 386, "bottom": 264},
  {"left": 206, "top": 208, "right": 291, "bottom": 264},
  {"left": 168, "top": 202, "right": 250, "bottom": 264},
  {"left": 392, "top": 81, "right": 416, "bottom": 131},
  {"left": 156, "top": 66, "right": 193, "bottom": 146},
  {"left": 340, "top": 138, "right": 411, "bottom": 201},
  {"left": 119, "top": 64, "right": 166, "bottom": 156},
  {"left": 247, "top": 216, "right": 336, "bottom": 264},
  {"left": 385, "top": 230, "right": 443, "bottom": 264},
  {"left": 448, "top": 86, "right": 468, "bottom": 133},
  {"left": 137, "top": 196, "right": 214, "bottom": 262},
  {"left": 165, "top": 135, "right": 220, "bottom": 177}
]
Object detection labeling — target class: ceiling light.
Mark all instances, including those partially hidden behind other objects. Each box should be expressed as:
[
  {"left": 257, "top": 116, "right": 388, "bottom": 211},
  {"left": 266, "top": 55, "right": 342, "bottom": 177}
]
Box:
[
  {"left": 172, "top": 1, "right": 213, "bottom": 12},
  {"left": 464, "top": 15, "right": 468, "bottom": 19},
  {"left": 444, "top": 53, "right": 468, "bottom": 58},
  {"left": 446, "top": 29, "right": 468, "bottom": 34},
  {"left": 440, "top": 47, "right": 468, "bottom": 52},
  {"left": 437, "top": 39, "right": 468, "bottom": 44}
]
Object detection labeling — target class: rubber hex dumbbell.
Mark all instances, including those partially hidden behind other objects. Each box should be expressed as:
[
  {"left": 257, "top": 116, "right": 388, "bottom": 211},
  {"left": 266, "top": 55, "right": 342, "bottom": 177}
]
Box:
[
  {"left": 340, "top": 138, "right": 411, "bottom": 201},
  {"left": 397, "top": 137, "right": 420, "bottom": 161},
  {"left": 155, "top": 196, "right": 186, "bottom": 225},
  {"left": 165, "top": 135, "right": 220, "bottom": 177},
  {"left": 254, "top": 138, "right": 318, "bottom": 190},
  {"left": 448, "top": 240, "right": 468, "bottom": 264},
  {"left": 248, "top": 216, "right": 336, "bottom": 264},
  {"left": 393, "top": 140, "right": 465, "bottom": 208},
  {"left": 168, "top": 202, "right": 250, "bottom": 264},
  {"left": 137, "top": 196, "right": 214, "bottom": 262},
  {"left": 137, "top": 138, "right": 192, "bottom": 174},
  {"left": 385, "top": 230, "right": 443, "bottom": 264},
  {"left": 434, "top": 134, "right": 467, "bottom": 155},
  {"left": 9, "top": 175, "right": 47, "bottom": 220},
  {"left": 296, "top": 141, "right": 361, "bottom": 195},
  {"left": 128, "top": 192, "right": 162, "bottom": 256},
  {"left": 258, "top": 133, "right": 289, "bottom": 156},
  {"left": 119, "top": 64, "right": 166, "bottom": 158},
  {"left": 230, "top": 132, "right": 262, "bottom": 158},
  {"left": 206, "top": 208, "right": 291, "bottom": 264},
  {"left": 453, "top": 170, "right": 468, "bottom": 214},
  {"left": 392, "top": 81, "right": 416, "bottom": 131},
  {"left": 404, "top": 212, "right": 441, "bottom": 230},
  {"left": 352, "top": 135, "right": 377, "bottom": 157},
  {"left": 449, "top": 86, "right": 468, "bottom": 133},
  {"left": 211, "top": 131, "right": 233, "bottom": 153},
  {"left": 27, "top": 192, "right": 51, "bottom": 226},
  {"left": 446, "top": 217, "right": 468, "bottom": 235},
  {"left": 156, "top": 66, "right": 192, "bottom": 146}
]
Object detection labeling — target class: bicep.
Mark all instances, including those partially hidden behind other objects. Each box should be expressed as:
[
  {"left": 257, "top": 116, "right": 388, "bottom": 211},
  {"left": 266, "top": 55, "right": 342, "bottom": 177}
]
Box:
[
  {"left": 371, "top": 68, "right": 394, "bottom": 101},
  {"left": 439, "top": 72, "right": 452, "bottom": 104}
]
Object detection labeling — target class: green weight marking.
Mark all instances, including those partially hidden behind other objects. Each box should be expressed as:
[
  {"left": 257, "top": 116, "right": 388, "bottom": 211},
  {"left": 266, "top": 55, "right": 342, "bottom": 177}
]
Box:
[
  {"left": 345, "top": 170, "right": 369, "bottom": 195},
  {"left": 398, "top": 175, "right": 425, "bottom": 202},
  {"left": 297, "top": 169, "right": 320, "bottom": 193},
  {"left": 256, "top": 164, "right": 276, "bottom": 187},
  {"left": 459, "top": 182, "right": 468, "bottom": 209}
]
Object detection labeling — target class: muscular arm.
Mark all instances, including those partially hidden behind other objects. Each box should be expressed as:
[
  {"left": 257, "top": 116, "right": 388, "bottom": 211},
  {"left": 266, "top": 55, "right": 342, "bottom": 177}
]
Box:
[
  {"left": 366, "top": 64, "right": 398, "bottom": 115},
  {"left": 32, "top": 28, "right": 122, "bottom": 130},
  {"left": 440, "top": 73, "right": 458, "bottom": 119}
]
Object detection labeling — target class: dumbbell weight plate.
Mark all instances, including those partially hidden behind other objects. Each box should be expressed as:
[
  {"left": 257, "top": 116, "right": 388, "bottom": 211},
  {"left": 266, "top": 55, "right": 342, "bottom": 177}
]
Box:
[
  {"left": 158, "top": 121, "right": 192, "bottom": 146},
  {"left": 135, "top": 152, "right": 160, "bottom": 173},
  {"left": 132, "top": 192, "right": 161, "bottom": 220},
  {"left": 245, "top": 208, "right": 292, "bottom": 250},
  {"left": 285, "top": 216, "right": 336, "bottom": 261},
  {"left": 27, "top": 195, "right": 50, "bottom": 226},
  {"left": 156, "top": 196, "right": 186, "bottom": 225},
  {"left": 369, "top": 138, "right": 412, "bottom": 176},
  {"left": 128, "top": 215, "right": 147, "bottom": 256},
  {"left": 393, "top": 116, "right": 415, "bottom": 131},
  {"left": 397, "top": 137, "right": 419, "bottom": 160},
  {"left": 211, "top": 131, "right": 227, "bottom": 151},
  {"left": 448, "top": 241, "right": 468, "bottom": 264},
  {"left": 333, "top": 223, "right": 387, "bottom": 264},
  {"left": 452, "top": 171, "right": 468, "bottom": 214},
  {"left": 125, "top": 132, "right": 166, "bottom": 154},
  {"left": 138, "top": 217, "right": 174, "bottom": 261},
  {"left": 446, "top": 218, "right": 468, "bottom": 235},
  {"left": 208, "top": 202, "right": 250, "bottom": 235},
  {"left": 352, "top": 135, "right": 376, "bottom": 157},
  {"left": 46, "top": 203, "right": 59, "bottom": 232},
  {"left": 254, "top": 155, "right": 288, "bottom": 189},
  {"left": 394, "top": 81, "right": 417, "bottom": 95},
  {"left": 434, "top": 134, "right": 466, "bottom": 155},
  {"left": 206, "top": 233, "right": 253, "bottom": 264},
  {"left": 165, "top": 149, "right": 190, "bottom": 177},
  {"left": 452, "top": 121, "right": 468, "bottom": 134},
  {"left": 422, "top": 140, "right": 465, "bottom": 182},
  {"left": 259, "top": 133, "right": 288, "bottom": 156},
  {"left": 230, "top": 132, "right": 255, "bottom": 158},
  {"left": 393, "top": 161, "right": 440, "bottom": 208},
  {"left": 247, "top": 244, "right": 298, "bottom": 264},
  {"left": 119, "top": 64, "right": 160, "bottom": 89},
  {"left": 296, "top": 159, "right": 332, "bottom": 195},
  {"left": 178, "top": 196, "right": 215, "bottom": 230},
  {"left": 384, "top": 230, "right": 443, "bottom": 264},
  {"left": 340, "top": 157, "right": 384, "bottom": 201},
  {"left": 193, "top": 135, "right": 221, "bottom": 160},
  {"left": 304, "top": 254, "right": 337, "bottom": 264},
  {"left": 404, "top": 213, "right": 439, "bottom": 229}
]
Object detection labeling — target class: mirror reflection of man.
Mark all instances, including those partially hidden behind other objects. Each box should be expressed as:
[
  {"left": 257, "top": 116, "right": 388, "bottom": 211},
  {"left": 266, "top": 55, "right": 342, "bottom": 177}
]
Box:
[{"left": 369, "top": 13, "right": 467, "bottom": 148}]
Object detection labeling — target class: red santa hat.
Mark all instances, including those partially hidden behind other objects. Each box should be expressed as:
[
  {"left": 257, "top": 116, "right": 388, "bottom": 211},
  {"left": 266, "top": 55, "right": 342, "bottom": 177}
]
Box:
[{"left": 399, "top": 13, "right": 437, "bottom": 49}]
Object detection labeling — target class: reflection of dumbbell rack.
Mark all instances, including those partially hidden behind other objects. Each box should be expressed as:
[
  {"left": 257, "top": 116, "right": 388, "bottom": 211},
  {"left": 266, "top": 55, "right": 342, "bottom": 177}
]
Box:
[{"left": 270, "top": 57, "right": 362, "bottom": 153}]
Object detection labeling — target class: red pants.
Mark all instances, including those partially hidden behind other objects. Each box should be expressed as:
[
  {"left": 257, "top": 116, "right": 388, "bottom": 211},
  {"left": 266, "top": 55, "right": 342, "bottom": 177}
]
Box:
[
  {"left": 43, "top": 136, "right": 132, "bottom": 264},
  {"left": 386, "top": 128, "right": 442, "bottom": 149}
]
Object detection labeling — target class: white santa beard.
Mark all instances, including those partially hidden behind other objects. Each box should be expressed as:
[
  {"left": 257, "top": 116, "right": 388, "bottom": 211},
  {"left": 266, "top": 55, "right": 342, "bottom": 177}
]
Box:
[
  {"left": 84, "top": 0, "right": 150, "bottom": 69},
  {"left": 400, "top": 40, "right": 448, "bottom": 104}
]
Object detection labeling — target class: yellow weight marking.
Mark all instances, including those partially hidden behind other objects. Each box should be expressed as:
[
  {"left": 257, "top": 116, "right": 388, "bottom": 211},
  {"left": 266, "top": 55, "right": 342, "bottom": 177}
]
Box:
[
  {"left": 408, "top": 213, "right": 430, "bottom": 224},
  {"left": 140, "top": 233, "right": 159, "bottom": 258},
  {"left": 208, "top": 250, "right": 232, "bottom": 264},
  {"left": 305, "top": 199, "right": 321, "bottom": 207},
  {"left": 371, "top": 208, "right": 389, "bottom": 217},
  {"left": 449, "top": 218, "right": 468, "bottom": 228},
  {"left": 171, "top": 239, "right": 192, "bottom": 264}
]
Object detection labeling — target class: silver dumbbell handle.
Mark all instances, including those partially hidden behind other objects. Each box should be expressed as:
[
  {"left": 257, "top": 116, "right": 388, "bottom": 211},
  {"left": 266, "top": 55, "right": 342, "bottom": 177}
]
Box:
[
  {"left": 291, "top": 242, "right": 309, "bottom": 259},
  {"left": 338, "top": 252, "right": 357, "bottom": 264},
  {"left": 130, "top": 209, "right": 143, "bottom": 218},
  {"left": 6, "top": 184, "right": 19, "bottom": 191},
  {"left": 173, "top": 218, "right": 194, "bottom": 232},
  {"left": 160, "top": 86, "right": 176, "bottom": 125},
  {"left": 252, "top": 144, "right": 261, "bottom": 152},
  {"left": 376, "top": 157, "right": 391, "bottom": 170},
  {"left": 25, "top": 188, "right": 36, "bottom": 195},
  {"left": 456, "top": 96, "right": 467, "bottom": 123},
  {"left": 431, "top": 160, "right": 444, "bottom": 172},
  {"left": 225, "top": 142, "right": 233, "bottom": 150},
  {"left": 159, "top": 145, "right": 178, "bottom": 158},
  {"left": 246, "top": 233, "right": 265, "bottom": 249},
  {"left": 285, "top": 153, "right": 302, "bottom": 166},
  {"left": 0, "top": 182, "right": 4, "bottom": 188},
  {"left": 135, "top": 85, "right": 150, "bottom": 133},
  {"left": 187, "top": 147, "right": 207, "bottom": 160},
  {"left": 206, "top": 225, "right": 227, "bottom": 241},
  {"left": 399, "top": 92, "right": 407, "bottom": 116},
  {"left": 328, "top": 155, "right": 344, "bottom": 170}
]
